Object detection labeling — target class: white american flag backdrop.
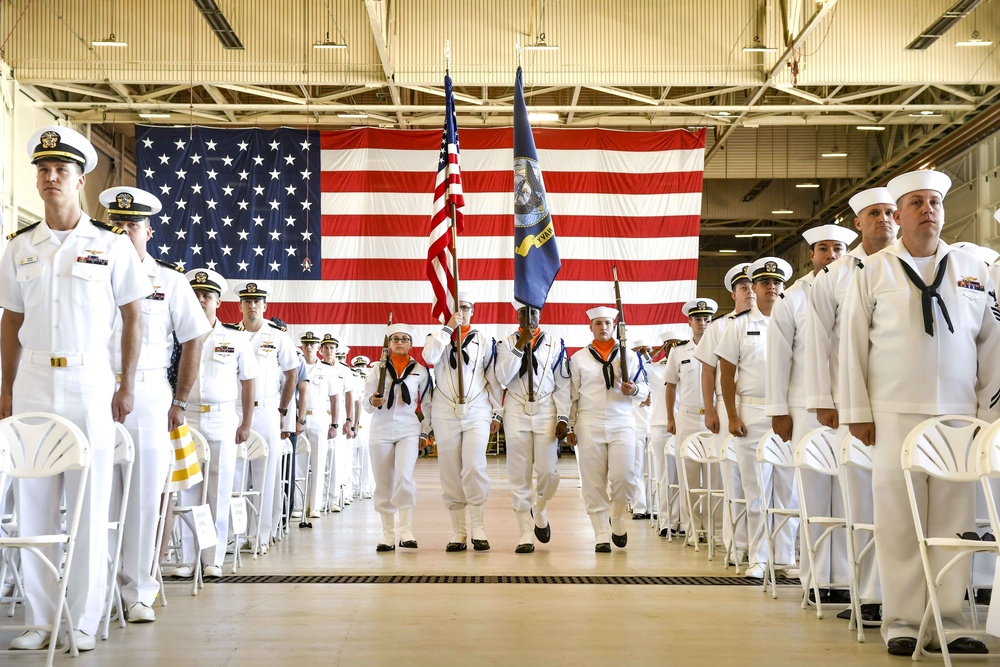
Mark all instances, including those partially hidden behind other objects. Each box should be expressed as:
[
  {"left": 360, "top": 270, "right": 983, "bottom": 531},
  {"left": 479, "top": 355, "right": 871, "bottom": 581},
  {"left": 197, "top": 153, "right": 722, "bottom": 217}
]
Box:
[{"left": 216, "top": 127, "right": 705, "bottom": 362}]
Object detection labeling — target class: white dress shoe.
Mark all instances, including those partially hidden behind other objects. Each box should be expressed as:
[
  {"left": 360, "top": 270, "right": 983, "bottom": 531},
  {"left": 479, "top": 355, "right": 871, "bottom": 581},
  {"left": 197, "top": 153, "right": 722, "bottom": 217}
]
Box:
[
  {"left": 71, "top": 631, "right": 96, "bottom": 652},
  {"left": 291, "top": 510, "right": 303, "bottom": 518},
  {"left": 173, "top": 565, "right": 194, "bottom": 578},
  {"left": 203, "top": 565, "right": 223, "bottom": 579},
  {"left": 307, "top": 510, "right": 321, "bottom": 518},
  {"left": 10, "top": 630, "right": 50, "bottom": 650},
  {"left": 126, "top": 602, "right": 156, "bottom": 623},
  {"left": 744, "top": 563, "right": 766, "bottom": 579}
]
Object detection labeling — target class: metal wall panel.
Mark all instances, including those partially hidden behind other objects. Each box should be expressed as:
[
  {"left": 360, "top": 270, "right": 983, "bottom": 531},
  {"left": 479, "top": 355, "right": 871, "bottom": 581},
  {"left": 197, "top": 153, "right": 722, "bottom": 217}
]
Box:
[{"left": 704, "top": 126, "right": 869, "bottom": 178}]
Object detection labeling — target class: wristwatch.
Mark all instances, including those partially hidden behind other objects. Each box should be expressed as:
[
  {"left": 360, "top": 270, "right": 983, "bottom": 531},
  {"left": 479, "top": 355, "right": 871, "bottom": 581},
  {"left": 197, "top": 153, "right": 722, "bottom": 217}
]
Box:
[
  {"left": 331, "top": 423, "right": 340, "bottom": 430},
  {"left": 297, "top": 417, "right": 307, "bottom": 426},
  {"left": 278, "top": 407, "right": 288, "bottom": 416},
  {"left": 171, "top": 398, "right": 188, "bottom": 410}
]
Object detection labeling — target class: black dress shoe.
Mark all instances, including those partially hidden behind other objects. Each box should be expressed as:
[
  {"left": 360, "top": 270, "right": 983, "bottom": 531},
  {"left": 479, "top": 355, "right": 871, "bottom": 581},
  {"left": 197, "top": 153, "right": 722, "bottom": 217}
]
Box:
[
  {"left": 836, "top": 604, "right": 882, "bottom": 623},
  {"left": 472, "top": 539, "right": 490, "bottom": 551},
  {"left": 946, "top": 637, "right": 988, "bottom": 654},
  {"left": 534, "top": 523, "right": 551, "bottom": 544},
  {"left": 376, "top": 543, "right": 395, "bottom": 552},
  {"left": 611, "top": 532, "right": 628, "bottom": 548},
  {"left": 515, "top": 543, "right": 534, "bottom": 554},
  {"left": 595, "top": 542, "right": 612, "bottom": 553},
  {"left": 631, "top": 513, "right": 650, "bottom": 520},
  {"left": 445, "top": 542, "right": 467, "bottom": 552},
  {"left": 398, "top": 540, "right": 418, "bottom": 549},
  {"left": 659, "top": 528, "right": 669, "bottom": 538},
  {"left": 828, "top": 589, "right": 852, "bottom": 604},
  {"left": 886, "top": 637, "right": 917, "bottom": 656}
]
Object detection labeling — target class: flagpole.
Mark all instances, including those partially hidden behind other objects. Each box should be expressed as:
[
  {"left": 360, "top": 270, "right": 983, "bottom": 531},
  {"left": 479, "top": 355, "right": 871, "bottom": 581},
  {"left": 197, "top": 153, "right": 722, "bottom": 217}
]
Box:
[{"left": 446, "top": 41, "right": 466, "bottom": 408}]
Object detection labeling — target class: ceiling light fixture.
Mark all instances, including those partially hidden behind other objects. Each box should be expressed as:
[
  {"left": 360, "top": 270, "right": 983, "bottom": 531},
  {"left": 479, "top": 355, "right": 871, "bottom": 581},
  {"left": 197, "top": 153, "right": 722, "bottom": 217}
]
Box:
[
  {"left": 909, "top": 110, "right": 942, "bottom": 117},
  {"left": 796, "top": 183, "right": 820, "bottom": 188},
  {"left": 752, "top": 233, "right": 772, "bottom": 237},
  {"left": 956, "top": 31, "right": 993, "bottom": 46},
  {"left": 314, "top": 32, "right": 347, "bottom": 49},
  {"left": 772, "top": 209, "right": 794, "bottom": 215},
  {"left": 719, "top": 249, "right": 738, "bottom": 254},
  {"left": 337, "top": 112, "right": 369, "bottom": 119},
  {"left": 742, "top": 35, "right": 777, "bottom": 53},
  {"left": 524, "top": 32, "right": 558, "bottom": 50},
  {"left": 527, "top": 112, "right": 560, "bottom": 122},
  {"left": 857, "top": 125, "right": 886, "bottom": 131},
  {"left": 821, "top": 148, "right": 847, "bottom": 158},
  {"left": 138, "top": 112, "right": 171, "bottom": 119},
  {"left": 734, "top": 234, "right": 754, "bottom": 238},
  {"left": 92, "top": 33, "right": 127, "bottom": 47}
]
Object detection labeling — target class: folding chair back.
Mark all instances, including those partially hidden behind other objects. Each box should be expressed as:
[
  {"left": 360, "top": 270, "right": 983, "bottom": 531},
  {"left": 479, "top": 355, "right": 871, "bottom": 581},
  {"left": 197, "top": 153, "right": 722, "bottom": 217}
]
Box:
[
  {"left": 680, "top": 431, "right": 723, "bottom": 558},
  {"left": 680, "top": 431, "right": 715, "bottom": 465},
  {"left": 103, "top": 423, "right": 136, "bottom": 638},
  {"left": 755, "top": 430, "right": 799, "bottom": 597},
  {"left": 795, "top": 427, "right": 840, "bottom": 477},
  {"left": 242, "top": 430, "right": 269, "bottom": 464},
  {"left": 840, "top": 434, "right": 873, "bottom": 472},
  {"left": 756, "top": 430, "right": 795, "bottom": 469}
]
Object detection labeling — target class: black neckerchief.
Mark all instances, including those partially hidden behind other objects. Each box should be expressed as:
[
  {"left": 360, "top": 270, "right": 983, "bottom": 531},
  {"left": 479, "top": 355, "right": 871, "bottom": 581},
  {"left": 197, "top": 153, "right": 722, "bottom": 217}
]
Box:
[
  {"left": 518, "top": 334, "right": 542, "bottom": 378},
  {"left": 898, "top": 254, "right": 954, "bottom": 337},
  {"left": 386, "top": 359, "right": 416, "bottom": 409},
  {"left": 449, "top": 330, "right": 476, "bottom": 369},
  {"left": 588, "top": 344, "right": 619, "bottom": 390}
]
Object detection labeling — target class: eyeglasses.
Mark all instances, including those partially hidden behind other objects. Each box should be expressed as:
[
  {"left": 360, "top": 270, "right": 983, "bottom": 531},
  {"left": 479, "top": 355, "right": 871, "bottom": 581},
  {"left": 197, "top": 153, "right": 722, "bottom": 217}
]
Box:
[
  {"left": 458, "top": 305, "right": 473, "bottom": 312},
  {"left": 389, "top": 336, "right": 411, "bottom": 344}
]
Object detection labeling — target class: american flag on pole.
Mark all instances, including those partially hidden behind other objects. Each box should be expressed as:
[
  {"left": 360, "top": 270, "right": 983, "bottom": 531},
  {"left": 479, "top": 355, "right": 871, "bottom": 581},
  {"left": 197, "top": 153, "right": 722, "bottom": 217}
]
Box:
[
  {"left": 134, "top": 125, "right": 705, "bottom": 363},
  {"left": 426, "top": 73, "right": 465, "bottom": 324}
]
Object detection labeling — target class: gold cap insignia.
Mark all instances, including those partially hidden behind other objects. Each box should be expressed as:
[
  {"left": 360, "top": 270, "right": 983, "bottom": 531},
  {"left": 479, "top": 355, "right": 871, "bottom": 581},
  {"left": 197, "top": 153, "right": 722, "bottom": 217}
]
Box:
[
  {"left": 195, "top": 271, "right": 208, "bottom": 284},
  {"left": 246, "top": 282, "right": 258, "bottom": 293},
  {"left": 697, "top": 300, "right": 707, "bottom": 310},
  {"left": 116, "top": 192, "right": 133, "bottom": 209},
  {"left": 40, "top": 131, "right": 59, "bottom": 149},
  {"left": 764, "top": 261, "right": 778, "bottom": 273}
]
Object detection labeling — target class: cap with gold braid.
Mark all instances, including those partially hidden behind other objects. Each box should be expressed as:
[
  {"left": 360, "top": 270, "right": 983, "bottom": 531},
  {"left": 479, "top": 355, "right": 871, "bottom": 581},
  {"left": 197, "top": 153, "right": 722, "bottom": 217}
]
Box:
[
  {"left": 27, "top": 125, "right": 98, "bottom": 174},
  {"left": 99, "top": 186, "right": 162, "bottom": 219},
  {"left": 233, "top": 280, "right": 271, "bottom": 299},
  {"left": 185, "top": 268, "right": 228, "bottom": 297},
  {"left": 300, "top": 331, "right": 322, "bottom": 345}
]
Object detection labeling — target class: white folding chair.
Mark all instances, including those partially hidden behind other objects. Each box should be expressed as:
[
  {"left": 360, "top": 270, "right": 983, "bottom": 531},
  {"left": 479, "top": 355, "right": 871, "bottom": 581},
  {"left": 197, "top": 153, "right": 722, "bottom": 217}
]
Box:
[
  {"left": 680, "top": 431, "right": 724, "bottom": 559},
  {"left": 0, "top": 413, "right": 91, "bottom": 665},
  {"left": 795, "top": 426, "right": 850, "bottom": 619},
  {"left": 232, "top": 430, "right": 268, "bottom": 563},
  {"left": 902, "top": 415, "right": 994, "bottom": 667},
  {"left": 168, "top": 426, "right": 212, "bottom": 596},
  {"left": 644, "top": 440, "right": 659, "bottom": 530},
  {"left": 662, "top": 436, "right": 682, "bottom": 541},
  {"left": 293, "top": 433, "right": 310, "bottom": 517},
  {"left": 276, "top": 437, "right": 293, "bottom": 541},
  {"left": 839, "top": 432, "right": 878, "bottom": 642},
  {"left": 323, "top": 441, "right": 345, "bottom": 514},
  {"left": 755, "top": 430, "right": 799, "bottom": 598},
  {"left": 719, "top": 435, "right": 748, "bottom": 574},
  {"left": 101, "top": 423, "right": 135, "bottom": 640}
]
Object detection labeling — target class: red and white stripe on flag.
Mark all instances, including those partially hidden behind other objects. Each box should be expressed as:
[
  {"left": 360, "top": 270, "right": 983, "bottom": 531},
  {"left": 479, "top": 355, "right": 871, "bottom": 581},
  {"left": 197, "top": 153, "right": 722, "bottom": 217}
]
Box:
[
  {"left": 262, "top": 127, "right": 705, "bottom": 363},
  {"left": 426, "top": 132, "right": 465, "bottom": 324}
]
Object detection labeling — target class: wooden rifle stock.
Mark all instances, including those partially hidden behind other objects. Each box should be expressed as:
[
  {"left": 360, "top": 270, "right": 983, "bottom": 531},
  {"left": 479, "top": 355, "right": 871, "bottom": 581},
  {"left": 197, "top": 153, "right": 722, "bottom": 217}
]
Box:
[
  {"left": 375, "top": 312, "right": 394, "bottom": 397},
  {"left": 612, "top": 265, "right": 628, "bottom": 381}
]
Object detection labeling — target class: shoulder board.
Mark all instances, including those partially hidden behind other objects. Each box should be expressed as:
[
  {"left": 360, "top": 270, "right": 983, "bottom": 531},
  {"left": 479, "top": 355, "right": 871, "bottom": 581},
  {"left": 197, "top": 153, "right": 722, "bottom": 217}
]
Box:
[
  {"left": 268, "top": 320, "right": 287, "bottom": 332},
  {"left": 731, "top": 309, "right": 752, "bottom": 319},
  {"left": 710, "top": 312, "right": 727, "bottom": 322},
  {"left": 677, "top": 339, "right": 690, "bottom": 346},
  {"left": 778, "top": 292, "right": 785, "bottom": 299},
  {"left": 6, "top": 221, "right": 40, "bottom": 241},
  {"left": 221, "top": 322, "right": 240, "bottom": 331},
  {"left": 822, "top": 265, "right": 830, "bottom": 274},
  {"left": 155, "top": 258, "right": 184, "bottom": 273},
  {"left": 91, "top": 219, "right": 126, "bottom": 235},
  {"left": 338, "top": 361, "right": 351, "bottom": 368},
  {"left": 856, "top": 259, "right": 865, "bottom": 269}
]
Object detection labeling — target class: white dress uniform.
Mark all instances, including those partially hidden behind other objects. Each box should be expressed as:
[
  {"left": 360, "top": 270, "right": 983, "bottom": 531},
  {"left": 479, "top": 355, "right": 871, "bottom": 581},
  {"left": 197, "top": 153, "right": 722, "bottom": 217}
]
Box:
[
  {"left": 0, "top": 213, "right": 150, "bottom": 637},
  {"left": 179, "top": 300, "right": 258, "bottom": 569},
  {"left": 349, "top": 363, "right": 375, "bottom": 498},
  {"left": 112, "top": 253, "right": 209, "bottom": 608},
  {"left": 646, "top": 347, "right": 674, "bottom": 533},
  {"left": 630, "top": 348, "right": 653, "bottom": 516},
  {"left": 494, "top": 327, "right": 571, "bottom": 549},
  {"left": 299, "top": 350, "right": 338, "bottom": 514},
  {"left": 665, "top": 339, "right": 707, "bottom": 533},
  {"left": 423, "top": 323, "right": 502, "bottom": 548},
  {"left": 234, "top": 306, "right": 298, "bottom": 545},
  {"left": 715, "top": 299, "right": 796, "bottom": 572},
  {"left": 804, "top": 244, "right": 881, "bottom": 605},
  {"left": 840, "top": 235, "right": 1000, "bottom": 643},
  {"left": 363, "top": 347, "right": 432, "bottom": 548},
  {"left": 569, "top": 332, "right": 650, "bottom": 548},
  {"left": 333, "top": 360, "right": 358, "bottom": 503}
]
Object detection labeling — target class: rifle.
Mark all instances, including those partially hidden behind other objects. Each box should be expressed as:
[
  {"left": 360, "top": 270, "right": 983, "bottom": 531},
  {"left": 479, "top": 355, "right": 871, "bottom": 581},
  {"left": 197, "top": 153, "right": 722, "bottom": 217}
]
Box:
[
  {"left": 612, "top": 265, "right": 628, "bottom": 383},
  {"left": 375, "top": 312, "right": 394, "bottom": 398}
]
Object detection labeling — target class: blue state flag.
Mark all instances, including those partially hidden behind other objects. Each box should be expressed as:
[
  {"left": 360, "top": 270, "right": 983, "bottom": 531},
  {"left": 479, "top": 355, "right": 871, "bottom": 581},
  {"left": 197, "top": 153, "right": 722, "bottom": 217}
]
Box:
[{"left": 513, "top": 66, "right": 561, "bottom": 311}]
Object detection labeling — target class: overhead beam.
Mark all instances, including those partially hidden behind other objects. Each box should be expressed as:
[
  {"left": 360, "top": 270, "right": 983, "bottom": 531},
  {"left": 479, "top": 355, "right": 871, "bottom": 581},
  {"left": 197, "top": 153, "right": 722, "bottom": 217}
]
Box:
[
  {"left": 203, "top": 85, "right": 236, "bottom": 122},
  {"left": 363, "top": 0, "right": 405, "bottom": 127},
  {"left": 565, "top": 86, "right": 581, "bottom": 125},
  {"left": 585, "top": 85, "right": 659, "bottom": 106},
  {"left": 213, "top": 83, "right": 306, "bottom": 105}
]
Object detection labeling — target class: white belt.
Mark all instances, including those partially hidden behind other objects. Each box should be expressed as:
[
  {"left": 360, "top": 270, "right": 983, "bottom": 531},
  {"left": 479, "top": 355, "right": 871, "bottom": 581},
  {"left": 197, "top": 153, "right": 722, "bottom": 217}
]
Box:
[
  {"left": 28, "top": 351, "right": 91, "bottom": 368},
  {"left": 739, "top": 395, "right": 766, "bottom": 406},
  {"left": 187, "top": 400, "right": 236, "bottom": 413},
  {"left": 253, "top": 396, "right": 280, "bottom": 408},
  {"left": 677, "top": 405, "right": 705, "bottom": 415},
  {"left": 505, "top": 391, "right": 553, "bottom": 407},
  {"left": 115, "top": 368, "right": 168, "bottom": 383}
]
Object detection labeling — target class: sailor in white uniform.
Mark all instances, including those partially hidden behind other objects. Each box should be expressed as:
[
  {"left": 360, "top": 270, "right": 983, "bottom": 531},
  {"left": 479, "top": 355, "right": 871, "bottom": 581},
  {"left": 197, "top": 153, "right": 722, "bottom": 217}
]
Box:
[
  {"left": 103, "top": 186, "right": 210, "bottom": 622},
  {"left": 629, "top": 339, "right": 655, "bottom": 521},
  {"left": 715, "top": 257, "right": 793, "bottom": 579},
  {"left": 422, "top": 292, "right": 502, "bottom": 552},
  {"left": 493, "top": 303, "right": 571, "bottom": 552},
  {"left": 297, "top": 331, "right": 338, "bottom": 517},
  {"left": 840, "top": 170, "right": 1000, "bottom": 656},
  {"left": 647, "top": 331, "right": 675, "bottom": 536},
  {"left": 566, "top": 306, "right": 650, "bottom": 552},
  {"left": 0, "top": 126, "right": 150, "bottom": 651}
]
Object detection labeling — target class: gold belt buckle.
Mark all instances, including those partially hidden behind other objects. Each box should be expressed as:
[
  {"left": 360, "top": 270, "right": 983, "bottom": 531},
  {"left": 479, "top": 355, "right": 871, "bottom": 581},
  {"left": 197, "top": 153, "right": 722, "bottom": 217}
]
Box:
[
  {"left": 115, "top": 372, "right": 123, "bottom": 383},
  {"left": 306, "top": 410, "right": 314, "bottom": 415},
  {"left": 700, "top": 408, "right": 705, "bottom": 415},
  {"left": 200, "top": 405, "right": 212, "bottom": 412},
  {"left": 50, "top": 357, "right": 67, "bottom": 368}
]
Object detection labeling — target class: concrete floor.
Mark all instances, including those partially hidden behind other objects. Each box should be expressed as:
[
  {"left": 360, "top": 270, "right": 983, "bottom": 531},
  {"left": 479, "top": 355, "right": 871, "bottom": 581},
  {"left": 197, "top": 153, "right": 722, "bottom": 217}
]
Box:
[{"left": 1, "top": 455, "right": 992, "bottom": 666}]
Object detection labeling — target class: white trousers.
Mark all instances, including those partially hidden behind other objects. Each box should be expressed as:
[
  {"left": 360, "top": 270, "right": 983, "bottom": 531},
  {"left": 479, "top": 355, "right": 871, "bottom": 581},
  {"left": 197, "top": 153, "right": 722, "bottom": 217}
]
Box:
[
  {"left": 434, "top": 409, "right": 491, "bottom": 509},
  {"left": 872, "top": 411, "right": 974, "bottom": 643},
  {"left": 234, "top": 404, "right": 281, "bottom": 540},
  {"left": 116, "top": 375, "right": 172, "bottom": 607},
  {"left": 503, "top": 400, "right": 560, "bottom": 514},
  {"left": 369, "top": 435, "right": 419, "bottom": 513},
  {"left": 649, "top": 425, "right": 675, "bottom": 530},
  {"left": 13, "top": 360, "right": 115, "bottom": 636},
  {"left": 576, "top": 419, "right": 637, "bottom": 516},
  {"left": 732, "top": 403, "right": 795, "bottom": 568},
  {"left": 715, "top": 398, "right": 746, "bottom": 550},
  {"left": 352, "top": 435, "right": 375, "bottom": 496},
  {"left": 302, "top": 415, "right": 328, "bottom": 513},
  {"left": 179, "top": 408, "right": 238, "bottom": 568},
  {"left": 631, "top": 429, "right": 649, "bottom": 514},
  {"left": 675, "top": 410, "right": 707, "bottom": 532}
]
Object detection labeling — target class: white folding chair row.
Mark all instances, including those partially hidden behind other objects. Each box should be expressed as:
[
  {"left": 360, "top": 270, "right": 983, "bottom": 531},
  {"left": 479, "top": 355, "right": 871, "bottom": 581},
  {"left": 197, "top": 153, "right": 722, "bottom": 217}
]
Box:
[
  {"left": 644, "top": 440, "right": 659, "bottom": 531},
  {"left": 837, "top": 432, "right": 877, "bottom": 642},
  {"left": 168, "top": 427, "right": 212, "bottom": 596},
  {"left": 101, "top": 423, "right": 135, "bottom": 640},
  {"left": 680, "top": 431, "right": 725, "bottom": 560},
  {"left": 902, "top": 415, "right": 999, "bottom": 667},
  {"left": 755, "top": 430, "right": 799, "bottom": 599},
  {"left": 0, "top": 413, "right": 91, "bottom": 666},
  {"left": 718, "top": 435, "right": 748, "bottom": 574},
  {"left": 231, "top": 430, "right": 268, "bottom": 568},
  {"left": 661, "top": 436, "right": 683, "bottom": 542}
]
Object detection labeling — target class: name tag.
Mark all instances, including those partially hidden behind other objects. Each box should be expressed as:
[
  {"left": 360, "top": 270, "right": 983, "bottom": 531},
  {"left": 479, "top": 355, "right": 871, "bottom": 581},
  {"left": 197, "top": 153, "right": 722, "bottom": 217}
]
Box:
[
  {"left": 215, "top": 345, "right": 235, "bottom": 354},
  {"left": 18, "top": 256, "right": 37, "bottom": 266},
  {"left": 680, "top": 359, "right": 691, "bottom": 364},
  {"left": 747, "top": 330, "right": 761, "bottom": 336},
  {"left": 77, "top": 255, "right": 108, "bottom": 266}
]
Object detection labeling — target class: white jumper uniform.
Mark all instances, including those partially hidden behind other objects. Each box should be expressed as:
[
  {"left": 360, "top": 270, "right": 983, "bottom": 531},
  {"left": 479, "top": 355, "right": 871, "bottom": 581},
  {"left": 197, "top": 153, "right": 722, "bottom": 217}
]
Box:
[
  {"left": 665, "top": 339, "right": 707, "bottom": 533},
  {"left": 840, "top": 240, "right": 1000, "bottom": 643},
  {"left": 112, "top": 255, "right": 209, "bottom": 608},
  {"left": 715, "top": 306, "right": 796, "bottom": 569},
  {"left": 646, "top": 357, "right": 674, "bottom": 531},
  {"left": 179, "top": 320, "right": 257, "bottom": 568},
  {"left": 569, "top": 344, "right": 650, "bottom": 541},
  {"left": 631, "top": 365, "right": 652, "bottom": 516},
  {"left": 0, "top": 217, "right": 150, "bottom": 636},
  {"left": 494, "top": 331, "right": 571, "bottom": 524}
]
